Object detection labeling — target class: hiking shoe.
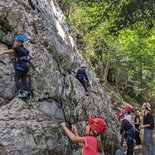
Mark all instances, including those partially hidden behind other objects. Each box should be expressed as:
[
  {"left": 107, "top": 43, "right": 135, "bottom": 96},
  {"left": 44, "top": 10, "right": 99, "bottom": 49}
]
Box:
[
  {"left": 134, "top": 145, "right": 139, "bottom": 150},
  {"left": 26, "top": 92, "right": 32, "bottom": 99}
]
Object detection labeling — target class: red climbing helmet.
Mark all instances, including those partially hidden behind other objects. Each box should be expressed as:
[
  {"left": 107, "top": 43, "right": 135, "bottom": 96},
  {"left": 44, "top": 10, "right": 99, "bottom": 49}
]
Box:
[
  {"left": 117, "top": 113, "right": 123, "bottom": 121},
  {"left": 124, "top": 105, "right": 131, "bottom": 114},
  {"left": 87, "top": 118, "right": 106, "bottom": 136}
]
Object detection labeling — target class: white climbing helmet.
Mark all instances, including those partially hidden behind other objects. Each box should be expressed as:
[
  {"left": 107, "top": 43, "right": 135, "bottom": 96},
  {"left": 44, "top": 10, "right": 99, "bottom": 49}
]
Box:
[{"left": 80, "top": 64, "right": 87, "bottom": 68}]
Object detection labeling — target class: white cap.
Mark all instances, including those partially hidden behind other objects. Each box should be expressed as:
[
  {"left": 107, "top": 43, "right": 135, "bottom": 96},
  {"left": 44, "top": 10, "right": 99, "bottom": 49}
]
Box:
[
  {"left": 143, "top": 102, "right": 151, "bottom": 111},
  {"left": 80, "top": 64, "right": 87, "bottom": 68}
]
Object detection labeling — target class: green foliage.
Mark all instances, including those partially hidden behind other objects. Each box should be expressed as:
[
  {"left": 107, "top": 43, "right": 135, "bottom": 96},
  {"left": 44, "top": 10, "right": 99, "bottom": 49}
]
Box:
[{"left": 60, "top": 0, "right": 155, "bottom": 103}]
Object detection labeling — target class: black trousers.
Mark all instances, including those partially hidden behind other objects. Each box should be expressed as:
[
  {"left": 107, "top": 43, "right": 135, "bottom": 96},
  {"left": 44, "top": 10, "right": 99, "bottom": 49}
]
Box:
[
  {"left": 127, "top": 139, "right": 134, "bottom": 155},
  {"left": 135, "top": 129, "right": 141, "bottom": 145},
  {"left": 14, "top": 70, "right": 29, "bottom": 92}
]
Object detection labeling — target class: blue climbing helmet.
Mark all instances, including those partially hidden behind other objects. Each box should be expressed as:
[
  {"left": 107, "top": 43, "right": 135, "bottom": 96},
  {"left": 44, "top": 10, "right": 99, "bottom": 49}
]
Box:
[{"left": 13, "top": 34, "right": 25, "bottom": 42}]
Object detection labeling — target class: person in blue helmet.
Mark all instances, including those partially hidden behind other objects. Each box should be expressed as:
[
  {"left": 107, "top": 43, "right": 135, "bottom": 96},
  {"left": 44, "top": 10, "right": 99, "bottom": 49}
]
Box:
[{"left": 0, "top": 34, "right": 33, "bottom": 99}]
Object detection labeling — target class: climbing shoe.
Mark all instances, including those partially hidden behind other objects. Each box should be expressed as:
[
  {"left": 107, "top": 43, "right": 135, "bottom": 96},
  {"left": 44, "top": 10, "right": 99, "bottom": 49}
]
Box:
[
  {"left": 16, "top": 90, "right": 27, "bottom": 99},
  {"left": 85, "top": 92, "right": 89, "bottom": 96},
  {"left": 16, "top": 90, "right": 31, "bottom": 99},
  {"left": 26, "top": 91, "right": 32, "bottom": 100}
]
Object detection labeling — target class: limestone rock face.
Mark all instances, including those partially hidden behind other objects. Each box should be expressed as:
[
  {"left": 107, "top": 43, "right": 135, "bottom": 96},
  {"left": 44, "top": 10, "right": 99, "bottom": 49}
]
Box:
[{"left": 0, "top": 0, "right": 119, "bottom": 155}]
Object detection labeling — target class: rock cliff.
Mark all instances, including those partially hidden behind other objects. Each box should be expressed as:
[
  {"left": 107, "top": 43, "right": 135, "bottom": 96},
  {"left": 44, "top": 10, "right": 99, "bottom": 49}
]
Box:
[{"left": 0, "top": 0, "right": 119, "bottom": 155}]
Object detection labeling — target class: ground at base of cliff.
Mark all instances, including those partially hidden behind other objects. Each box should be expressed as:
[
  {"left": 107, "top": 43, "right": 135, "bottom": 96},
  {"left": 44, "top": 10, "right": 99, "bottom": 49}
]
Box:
[{"left": 121, "top": 130, "right": 155, "bottom": 155}]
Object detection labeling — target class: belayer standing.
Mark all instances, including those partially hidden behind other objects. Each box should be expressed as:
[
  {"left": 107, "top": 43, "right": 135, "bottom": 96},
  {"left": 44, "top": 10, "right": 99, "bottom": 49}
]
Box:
[
  {"left": 76, "top": 64, "right": 90, "bottom": 95},
  {"left": 0, "top": 34, "right": 33, "bottom": 99},
  {"left": 120, "top": 105, "right": 134, "bottom": 155},
  {"left": 61, "top": 118, "right": 106, "bottom": 155}
]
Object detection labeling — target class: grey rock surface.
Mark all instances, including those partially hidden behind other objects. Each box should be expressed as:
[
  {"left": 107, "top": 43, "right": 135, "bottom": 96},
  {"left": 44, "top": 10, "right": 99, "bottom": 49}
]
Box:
[{"left": 0, "top": 0, "right": 119, "bottom": 155}]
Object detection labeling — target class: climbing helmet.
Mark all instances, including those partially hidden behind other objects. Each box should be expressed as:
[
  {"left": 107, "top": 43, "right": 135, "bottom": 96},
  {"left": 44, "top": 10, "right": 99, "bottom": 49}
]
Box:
[
  {"left": 124, "top": 105, "right": 131, "bottom": 114},
  {"left": 117, "top": 113, "right": 123, "bottom": 121},
  {"left": 13, "top": 34, "right": 25, "bottom": 42},
  {"left": 87, "top": 118, "right": 106, "bottom": 136},
  {"left": 80, "top": 64, "right": 87, "bottom": 68}
]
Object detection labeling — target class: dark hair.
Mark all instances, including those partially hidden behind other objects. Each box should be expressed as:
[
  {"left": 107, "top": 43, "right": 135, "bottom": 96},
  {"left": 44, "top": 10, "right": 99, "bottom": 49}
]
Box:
[{"left": 132, "top": 108, "right": 137, "bottom": 113}]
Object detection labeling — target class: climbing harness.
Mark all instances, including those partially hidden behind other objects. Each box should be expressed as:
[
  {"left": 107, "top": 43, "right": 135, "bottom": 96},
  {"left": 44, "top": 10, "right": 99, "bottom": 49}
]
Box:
[
  {"left": 126, "top": 127, "right": 137, "bottom": 142},
  {"left": 18, "top": 55, "right": 28, "bottom": 61},
  {"left": 16, "top": 66, "right": 25, "bottom": 71}
]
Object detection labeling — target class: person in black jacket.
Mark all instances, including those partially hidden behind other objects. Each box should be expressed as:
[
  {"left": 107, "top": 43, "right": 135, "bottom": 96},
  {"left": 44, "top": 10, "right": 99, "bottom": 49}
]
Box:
[
  {"left": 132, "top": 108, "right": 142, "bottom": 150},
  {"left": 140, "top": 102, "right": 154, "bottom": 155},
  {"left": 0, "top": 34, "right": 33, "bottom": 98},
  {"left": 120, "top": 105, "right": 134, "bottom": 155},
  {"left": 76, "top": 64, "right": 90, "bottom": 94}
]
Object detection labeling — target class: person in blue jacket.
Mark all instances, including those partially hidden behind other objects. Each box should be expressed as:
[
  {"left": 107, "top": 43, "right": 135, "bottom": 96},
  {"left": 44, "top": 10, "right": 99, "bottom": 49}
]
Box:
[
  {"left": 76, "top": 64, "right": 90, "bottom": 94},
  {"left": 0, "top": 34, "right": 33, "bottom": 98}
]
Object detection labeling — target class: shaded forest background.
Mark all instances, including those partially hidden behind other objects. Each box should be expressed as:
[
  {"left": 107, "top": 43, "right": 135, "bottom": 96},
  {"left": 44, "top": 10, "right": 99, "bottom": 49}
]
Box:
[{"left": 58, "top": 0, "right": 155, "bottom": 113}]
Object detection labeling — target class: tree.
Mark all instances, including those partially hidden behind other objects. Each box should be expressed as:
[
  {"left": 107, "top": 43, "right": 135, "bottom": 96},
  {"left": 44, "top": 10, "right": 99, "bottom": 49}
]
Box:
[{"left": 60, "top": 0, "right": 155, "bottom": 103}]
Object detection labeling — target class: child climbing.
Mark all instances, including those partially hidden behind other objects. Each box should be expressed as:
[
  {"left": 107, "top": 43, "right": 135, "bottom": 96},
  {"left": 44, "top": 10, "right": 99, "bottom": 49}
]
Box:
[
  {"left": 61, "top": 118, "right": 106, "bottom": 155},
  {"left": 120, "top": 105, "right": 134, "bottom": 155},
  {"left": 0, "top": 34, "right": 33, "bottom": 99},
  {"left": 76, "top": 64, "right": 90, "bottom": 95}
]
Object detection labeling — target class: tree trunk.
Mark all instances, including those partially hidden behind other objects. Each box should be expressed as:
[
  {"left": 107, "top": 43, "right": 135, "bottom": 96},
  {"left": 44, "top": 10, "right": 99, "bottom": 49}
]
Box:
[{"left": 103, "top": 48, "right": 111, "bottom": 82}]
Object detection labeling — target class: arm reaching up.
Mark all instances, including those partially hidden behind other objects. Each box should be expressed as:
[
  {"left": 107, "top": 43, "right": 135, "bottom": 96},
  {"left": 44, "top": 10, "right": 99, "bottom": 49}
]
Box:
[
  {"left": 71, "top": 124, "right": 84, "bottom": 147},
  {"left": 0, "top": 49, "right": 15, "bottom": 56},
  {"left": 61, "top": 122, "right": 85, "bottom": 144}
]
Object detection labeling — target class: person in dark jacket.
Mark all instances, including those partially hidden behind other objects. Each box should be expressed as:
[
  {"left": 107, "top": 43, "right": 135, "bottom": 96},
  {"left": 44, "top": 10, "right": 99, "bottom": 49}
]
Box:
[
  {"left": 120, "top": 105, "right": 134, "bottom": 155},
  {"left": 76, "top": 64, "right": 90, "bottom": 94},
  {"left": 140, "top": 102, "right": 154, "bottom": 155},
  {"left": 132, "top": 108, "right": 142, "bottom": 150},
  {"left": 0, "top": 34, "right": 33, "bottom": 98}
]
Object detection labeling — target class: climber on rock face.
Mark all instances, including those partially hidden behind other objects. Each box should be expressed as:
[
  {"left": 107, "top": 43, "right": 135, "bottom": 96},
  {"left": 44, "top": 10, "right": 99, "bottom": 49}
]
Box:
[
  {"left": 61, "top": 118, "right": 107, "bottom": 155},
  {"left": 76, "top": 64, "right": 91, "bottom": 95},
  {"left": 0, "top": 34, "right": 33, "bottom": 99}
]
